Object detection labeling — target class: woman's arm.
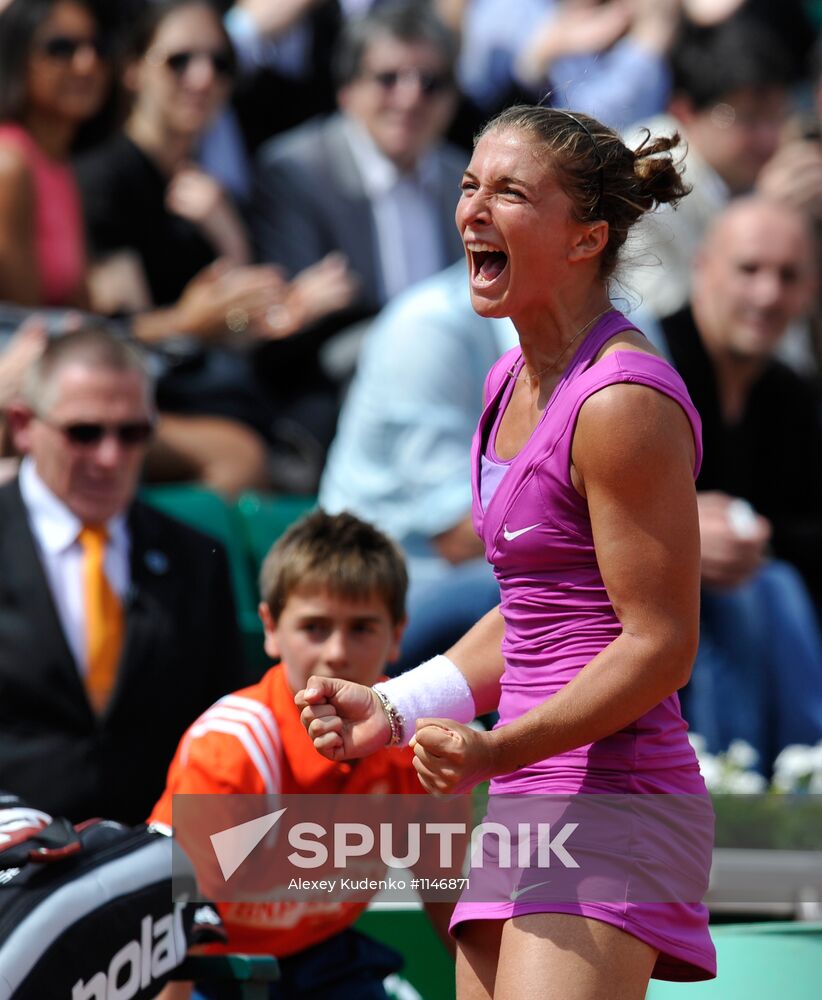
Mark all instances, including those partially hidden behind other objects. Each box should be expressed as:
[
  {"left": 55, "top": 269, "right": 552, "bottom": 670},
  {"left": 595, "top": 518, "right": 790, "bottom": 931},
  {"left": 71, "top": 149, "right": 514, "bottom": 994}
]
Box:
[
  {"left": 296, "top": 606, "right": 506, "bottom": 761},
  {"left": 130, "top": 261, "right": 287, "bottom": 344},
  {"left": 0, "top": 146, "right": 40, "bottom": 305},
  {"left": 412, "top": 382, "right": 700, "bottom": 792},
  {"left": 443, "top": 604, "right": 505, "bottom": 715},
  {"left": 165, "top": 165, "right": 252, "bottom": 267},
  {"left": 130, "top": 255, "right": 356, "bottom": 346}
]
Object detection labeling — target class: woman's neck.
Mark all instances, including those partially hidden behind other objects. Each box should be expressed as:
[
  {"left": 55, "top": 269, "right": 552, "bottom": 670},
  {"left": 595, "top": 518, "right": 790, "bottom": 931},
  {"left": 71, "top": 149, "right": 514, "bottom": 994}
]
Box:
[
  {"left": 514, "top": 289, "right": 613, "bottom": 380},
  {"left": 22, "top": 110, "right": 76, "bottom": 160},
  {"left": 125, "top": 111, "right": 194, "bottom": 175}
]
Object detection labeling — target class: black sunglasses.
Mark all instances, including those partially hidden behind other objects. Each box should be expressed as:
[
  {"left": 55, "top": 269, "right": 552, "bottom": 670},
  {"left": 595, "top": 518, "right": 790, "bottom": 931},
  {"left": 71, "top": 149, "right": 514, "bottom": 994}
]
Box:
[
  {"left": 163, "top": 48, "right": 234, "bottom": 79},
  {"left": 40, "top": 418, "right": 154, "bottom": 447},
  {"left": 363, "top": 68, "right": 452, "bottom": 97},
  {"left": 37, "top": 34, "right": 108, "bottom": 61}
]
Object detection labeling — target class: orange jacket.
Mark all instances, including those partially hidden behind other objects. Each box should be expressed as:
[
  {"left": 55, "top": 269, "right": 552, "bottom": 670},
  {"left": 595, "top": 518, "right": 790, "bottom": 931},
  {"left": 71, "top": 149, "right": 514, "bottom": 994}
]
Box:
[{"left": 150, "top": 664, "right": 421, "bottom": 957}]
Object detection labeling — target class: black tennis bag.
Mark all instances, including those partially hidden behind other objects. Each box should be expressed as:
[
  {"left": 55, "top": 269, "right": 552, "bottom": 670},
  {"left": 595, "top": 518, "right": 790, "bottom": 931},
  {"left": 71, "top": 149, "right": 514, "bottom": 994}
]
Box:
[{"left": 0, "top": 795, "right": 222, "bottom": 1000}]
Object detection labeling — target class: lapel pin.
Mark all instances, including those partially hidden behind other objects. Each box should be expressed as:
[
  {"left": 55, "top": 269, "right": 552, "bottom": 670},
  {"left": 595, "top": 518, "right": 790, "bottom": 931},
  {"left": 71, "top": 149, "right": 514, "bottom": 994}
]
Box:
[{"left": 144, "top": 549, "right": 169, "bottom": 575}]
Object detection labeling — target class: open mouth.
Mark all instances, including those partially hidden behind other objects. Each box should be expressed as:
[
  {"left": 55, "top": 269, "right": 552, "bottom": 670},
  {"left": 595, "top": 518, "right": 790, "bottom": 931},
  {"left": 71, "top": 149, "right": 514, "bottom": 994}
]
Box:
[{"left": 467, "top": 243, "right": 509, "bottom": 285}]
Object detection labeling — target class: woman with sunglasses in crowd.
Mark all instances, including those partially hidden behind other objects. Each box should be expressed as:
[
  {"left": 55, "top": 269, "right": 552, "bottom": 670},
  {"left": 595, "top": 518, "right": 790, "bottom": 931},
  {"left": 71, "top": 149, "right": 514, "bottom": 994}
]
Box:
[
  {"left": 76, "top": 0, "right": 254, "bottom": 312},
  {"left": 74, "top": 0, "right": 357, "bottom": 494},
  {"left": 0, "top": 0, "right": 355, "bottom": 493},
  {"left": 0, "top": 0, "right": 271, "bottom": 492},
  {"left": 0, "top": 0, "right": 106, "bottom": 310},
  {"left": 0, "top": 0, "right": 105, "bottom": 482}
]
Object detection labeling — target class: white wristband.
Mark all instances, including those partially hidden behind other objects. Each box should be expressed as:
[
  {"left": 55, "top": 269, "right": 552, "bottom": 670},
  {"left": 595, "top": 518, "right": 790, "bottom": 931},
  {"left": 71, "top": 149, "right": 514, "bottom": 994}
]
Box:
[{"left": 374, "top": 655, "right": 476, "bottom": 747}]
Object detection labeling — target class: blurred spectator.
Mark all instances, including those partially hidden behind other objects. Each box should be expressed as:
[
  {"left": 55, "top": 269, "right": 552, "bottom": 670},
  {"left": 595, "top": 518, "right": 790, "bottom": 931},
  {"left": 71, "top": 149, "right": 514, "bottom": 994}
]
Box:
[
  {"left": 0, "top": 326, "right": 242, "bottom": 823},
  {"left": 681, "top": 0, "right": 814, "bottom": 67},
  {"left": 224, "top": 0, "right": 343, "bottom": 152},
  {"left": 321, "top": 261, "right": 516, "bottom": 671},
  {"left": 458, "top": 0, "right": 681, "bottom": 132},
  {"left": 0, "top": 0, "right": 279, "bottom": 494},
  {"left": 758, "top": 51, "right": 822, "bottom": 224},
  {"left": 0, "top": 0, "right": 107, "bottom": 308},
  {"left": 246, "top": 2, "right": 467, "bottom": 484},
  {"left": 76, "top": 0, "right": 357, "bottom": 333},
  {"left": 621, "top": 16, "right": 794, "bottom": 318},
  {"left": 658, "top": 197, "right": 822, "bottom": 772},
  {"left": 78, "top": 0, "right": 258, "bottom": 302},
  {"left": 222, "top": 0, "right": 484, "bottom": 153},
  {"left": 252, "top": 1, "right": 466, "bottom": 315},
  {"left": 757, "top": 34, "right": 822, "bottom": 377},
  {"left": 74, "top": 0, "right": 358, "bottom": 494}
]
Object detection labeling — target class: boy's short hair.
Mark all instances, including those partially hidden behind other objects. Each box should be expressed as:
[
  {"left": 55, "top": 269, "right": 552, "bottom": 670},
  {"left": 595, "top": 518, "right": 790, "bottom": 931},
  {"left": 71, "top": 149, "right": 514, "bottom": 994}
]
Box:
[{"left": 260, "top": 509, "right": 408, "bottom": 624}]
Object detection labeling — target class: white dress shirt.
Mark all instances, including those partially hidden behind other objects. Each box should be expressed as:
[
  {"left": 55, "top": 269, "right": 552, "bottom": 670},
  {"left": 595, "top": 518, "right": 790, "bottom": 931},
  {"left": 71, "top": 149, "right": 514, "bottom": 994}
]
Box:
[
  {"left": 342, "top": 116, "right": 448, "bottom": 302},
  {"left": 18, "top": 457, "right": 130, "bottom": 676}
]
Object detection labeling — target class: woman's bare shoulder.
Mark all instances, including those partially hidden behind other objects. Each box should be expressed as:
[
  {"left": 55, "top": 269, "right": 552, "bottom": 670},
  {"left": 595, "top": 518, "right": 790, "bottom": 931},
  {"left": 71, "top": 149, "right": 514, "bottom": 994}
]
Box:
[
  {"left": 0, "top": 143, "right": 33, "bottom": 198},
  {"left": 575, "top": 379, "right": 695, "bottom": 482},
  {"left": 0, "top": 141, "right": 29, "bottom": 176},
  {"left": 594, "top": 326, "right": 663, "bottom": 363}
]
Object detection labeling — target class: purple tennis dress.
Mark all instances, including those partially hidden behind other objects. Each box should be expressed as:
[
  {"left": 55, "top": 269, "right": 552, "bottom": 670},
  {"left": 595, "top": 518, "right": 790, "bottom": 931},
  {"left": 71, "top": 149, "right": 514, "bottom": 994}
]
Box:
[{"left": 449, "top": 311, "right": 716, "bottom": 982}]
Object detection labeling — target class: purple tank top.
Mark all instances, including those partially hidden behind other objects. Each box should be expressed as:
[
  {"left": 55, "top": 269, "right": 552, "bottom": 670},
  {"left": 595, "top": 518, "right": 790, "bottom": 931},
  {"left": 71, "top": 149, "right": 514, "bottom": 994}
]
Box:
[{"left": 471, "top": 310, "right": 703, "bottom": 791}]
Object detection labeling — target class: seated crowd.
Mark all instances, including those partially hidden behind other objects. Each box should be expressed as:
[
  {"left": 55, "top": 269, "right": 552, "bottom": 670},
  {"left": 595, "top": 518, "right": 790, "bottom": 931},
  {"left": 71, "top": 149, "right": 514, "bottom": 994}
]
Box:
[{"left": 1, "top": 0, "right": 822, "bottom": 994}]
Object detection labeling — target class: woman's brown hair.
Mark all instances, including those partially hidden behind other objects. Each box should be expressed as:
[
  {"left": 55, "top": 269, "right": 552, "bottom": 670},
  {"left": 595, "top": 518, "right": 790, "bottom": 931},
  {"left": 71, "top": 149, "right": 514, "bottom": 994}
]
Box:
[{"left": 478, "top": 105, "right": 690, "bottom": 279}]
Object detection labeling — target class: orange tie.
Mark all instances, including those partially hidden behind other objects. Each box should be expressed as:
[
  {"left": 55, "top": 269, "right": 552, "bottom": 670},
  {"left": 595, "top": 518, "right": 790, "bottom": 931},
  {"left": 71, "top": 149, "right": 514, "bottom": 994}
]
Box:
[{"left": 79, "top": 524, "right": 123, "bottom": 713}]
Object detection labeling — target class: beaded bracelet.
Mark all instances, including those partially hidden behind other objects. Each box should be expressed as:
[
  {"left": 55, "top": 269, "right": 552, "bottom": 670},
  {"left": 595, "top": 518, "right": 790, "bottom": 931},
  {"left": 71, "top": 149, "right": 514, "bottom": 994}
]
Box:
[
  {"left": 374, "top": 655, "right": 475, "bottom": 748},
  {"left": 373, "top": 687, "right": 405, "bottom": 747}
]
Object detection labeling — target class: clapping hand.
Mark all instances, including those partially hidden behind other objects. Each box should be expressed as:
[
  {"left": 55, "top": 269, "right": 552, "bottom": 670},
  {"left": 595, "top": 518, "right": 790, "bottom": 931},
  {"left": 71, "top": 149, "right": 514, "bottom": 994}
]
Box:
[
  {"left": 175, "top": 253, "right": 358, "bottom": 343},
  {"left": 174, "top": 260, "right": 289, "bottom": 340},
  {"left": 281, "top": 253, "right": 359, "bottom": 332}
]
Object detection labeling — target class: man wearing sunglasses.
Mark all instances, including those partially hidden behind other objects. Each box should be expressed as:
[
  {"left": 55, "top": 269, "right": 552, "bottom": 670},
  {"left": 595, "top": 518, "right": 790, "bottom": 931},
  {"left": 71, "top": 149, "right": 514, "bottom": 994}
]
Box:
[
  {"left": 252, "top": 3, "right": 466, "bottom": 317},
  {"left": 0, "top": 326, "right": 242, "bottom": 826}
]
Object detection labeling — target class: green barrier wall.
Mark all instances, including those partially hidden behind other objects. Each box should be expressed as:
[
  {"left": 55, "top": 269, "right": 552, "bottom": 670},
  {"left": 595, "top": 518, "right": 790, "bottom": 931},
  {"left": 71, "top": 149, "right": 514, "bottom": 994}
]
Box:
[
  {"left": 646, "top": 922, "right": 822, "bottom": 999},
  {"left": 357, "top": 905, "right": 456, "bottom": 1000},
  {"left": 359, "top": 913, "right": 822, "bottom": 1000}
]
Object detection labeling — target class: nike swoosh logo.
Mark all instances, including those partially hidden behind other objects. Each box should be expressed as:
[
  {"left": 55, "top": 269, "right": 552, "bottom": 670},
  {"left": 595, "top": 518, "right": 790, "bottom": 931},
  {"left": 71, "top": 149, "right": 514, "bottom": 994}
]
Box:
[
  {"left": 510, "top": 879, "right": 552, "bottom": 902},
  {"left": 503, "top": 522, "right": 541, "bottom": 541}
]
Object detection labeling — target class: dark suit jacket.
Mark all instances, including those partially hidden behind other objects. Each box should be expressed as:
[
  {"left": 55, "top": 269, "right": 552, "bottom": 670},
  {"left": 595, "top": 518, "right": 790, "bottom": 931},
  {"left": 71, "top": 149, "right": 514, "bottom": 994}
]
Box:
[
  {"left": 252, "top": 112, "right": 467, "bottom": 313},
  {"left": 0, "top": 481, "right": 243, "bottom": 824},
  {"left": 660, "top": 306, "right": 822, "bottom": 603}
]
